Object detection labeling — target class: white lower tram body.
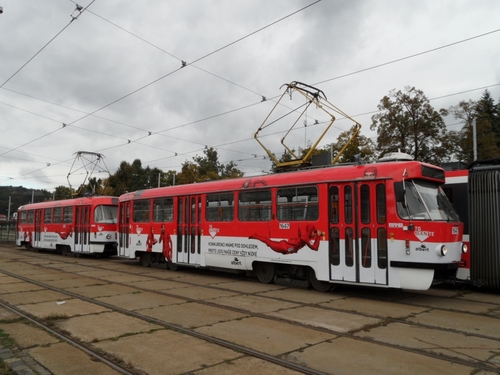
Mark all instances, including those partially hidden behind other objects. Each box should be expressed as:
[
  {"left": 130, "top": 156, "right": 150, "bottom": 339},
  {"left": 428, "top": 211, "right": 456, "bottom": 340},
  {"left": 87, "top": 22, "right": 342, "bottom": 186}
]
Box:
[{"left": 120, "top": 232, "right": 461, "bottom": 290}]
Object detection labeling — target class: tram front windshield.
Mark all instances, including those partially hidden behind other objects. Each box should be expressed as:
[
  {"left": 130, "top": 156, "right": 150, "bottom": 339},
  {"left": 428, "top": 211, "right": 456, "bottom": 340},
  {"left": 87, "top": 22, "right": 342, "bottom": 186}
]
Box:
[
  {"left": 396, "top": 180, "right": 460, "bottom": 221},
  {"left": 94, "top": 205, "right": 118, "bottom": 224}
]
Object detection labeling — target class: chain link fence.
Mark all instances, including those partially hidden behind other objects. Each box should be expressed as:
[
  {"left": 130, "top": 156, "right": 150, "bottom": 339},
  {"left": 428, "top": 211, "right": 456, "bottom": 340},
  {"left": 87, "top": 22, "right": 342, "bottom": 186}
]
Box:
[{"left": 0, "top": 223, "right": 15, "bottom": 242}]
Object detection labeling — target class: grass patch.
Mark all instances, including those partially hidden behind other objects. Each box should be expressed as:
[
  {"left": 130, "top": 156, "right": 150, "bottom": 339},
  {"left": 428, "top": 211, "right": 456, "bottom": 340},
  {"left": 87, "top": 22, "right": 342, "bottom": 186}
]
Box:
[
  {"left": 0, "top": 330, "right": 15, "bottom": 349},
  {"left": 0, "top": 359, "right": 15, "bottom": 375}
]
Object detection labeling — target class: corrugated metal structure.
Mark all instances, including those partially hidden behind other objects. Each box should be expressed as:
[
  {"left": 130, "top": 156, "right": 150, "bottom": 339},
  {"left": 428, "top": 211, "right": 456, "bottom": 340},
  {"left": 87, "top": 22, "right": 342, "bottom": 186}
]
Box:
[{"left": 469, "top": 160, "right": 500, "bottom": 290}]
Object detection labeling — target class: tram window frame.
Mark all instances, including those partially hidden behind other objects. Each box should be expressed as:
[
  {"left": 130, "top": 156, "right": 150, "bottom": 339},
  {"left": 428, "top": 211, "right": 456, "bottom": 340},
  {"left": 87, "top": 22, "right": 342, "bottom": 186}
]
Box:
[
  {"left": 330, "top": 186, "right": 339, "bottom": 224},
  {"left": 206, "top": 193, "right": 234, "bottom": 222},
  {"left": 53, "top": 207, "right": 62, "bottom": 224},
  {"left": 330, "top": 227, "right": 340, "bottom": 266},
  {"left": 63, "top": 207, "right": 72, "bottom": 223},
  {"left": 277, "top": 186, "right": 318, "bottom": 221},
  {"left": 345, "top": 227, "right": 354, "bottom": 267},
  {"left": 95, "top": 205, "right": 118, "bottom": 224},
  {"left": 360, "top": 185, "right": 370, "bottom": 224},
  {"left": 361, "top": 227, "right": 371, "bottom": 268},
  {"left": 20, "top": 211, "right": 27, "bottom": 224},
  {"left": 376, "top": 184, "right": 386, "bottom": 224},
  {"left": 153, "top": 198, "right": 174, "bottom": 222},
  {"left": 44, "top": 208, "right": 52, "bottom": 224},
  {"left": 238, "top": 190, "right": 272, "bottom": 222},
  {"left": 133, "top": 200, "right": 151, "bottom": 222},
  {"left": 377, "top": 227, "right": 388, "bottom": 269},
  {"left": 344, "top": 186, "right": 353, "bottom": 224}
]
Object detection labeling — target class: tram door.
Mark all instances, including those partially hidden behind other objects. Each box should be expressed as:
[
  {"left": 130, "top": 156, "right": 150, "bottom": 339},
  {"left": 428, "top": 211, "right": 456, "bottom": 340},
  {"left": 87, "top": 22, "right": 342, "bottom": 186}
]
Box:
[
  {"left": 118, "top": 202, "right": 131, "bottom": 256},
  {"left": 33, "top": 209, "right": 43, "bottom": 248},
  {"left": 74, "top": 206, "right": 91, "bottom": 252},
  {"left": 329, "top": 181, "right": 388, "bottom": 285},
  {"left": 176, "top": 195, "right": 202, "bottom": 265}
]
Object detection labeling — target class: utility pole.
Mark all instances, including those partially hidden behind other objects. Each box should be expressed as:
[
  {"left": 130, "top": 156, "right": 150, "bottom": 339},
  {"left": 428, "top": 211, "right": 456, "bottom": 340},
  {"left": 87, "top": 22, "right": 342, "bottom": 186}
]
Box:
[
  {"left": 7, "top": 196, "right": 11, "bottom": 221},
  {"left": 473, "top": 118, "right": 477, "bottom": 161}
]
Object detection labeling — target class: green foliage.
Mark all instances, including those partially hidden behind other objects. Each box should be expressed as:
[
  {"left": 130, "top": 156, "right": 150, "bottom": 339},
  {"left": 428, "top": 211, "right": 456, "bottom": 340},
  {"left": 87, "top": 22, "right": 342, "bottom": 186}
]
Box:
[
  {"left": 448, "top": 91, "right": 500, "bottom": 163},
  {"left": 176, "top": 147, "right": 243, "bottom": 184},
  {"left": 108, "top": 147, "right": 243, "bottom": 193},
  {"left": 0, "top": 186, "right": 52, "bottom": 219},
  {"left": 330, "top": 130, "right": 377, "bottom": 163},
  {"left": 370, "top": 86, "right": 449, "bottom": 164}
]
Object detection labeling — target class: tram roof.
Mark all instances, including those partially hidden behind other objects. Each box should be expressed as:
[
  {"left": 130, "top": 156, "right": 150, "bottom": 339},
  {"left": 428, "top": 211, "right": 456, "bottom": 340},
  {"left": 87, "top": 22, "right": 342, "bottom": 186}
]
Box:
[
  {"left": 120, "top": 160, "right": 444, "bottom": 202},
  {"left": 18, "top": 196, "right": 118, "bottom": 211}
]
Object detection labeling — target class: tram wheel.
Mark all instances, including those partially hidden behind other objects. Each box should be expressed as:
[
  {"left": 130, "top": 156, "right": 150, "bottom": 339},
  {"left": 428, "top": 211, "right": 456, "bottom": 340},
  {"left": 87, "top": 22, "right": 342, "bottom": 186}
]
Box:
[
  {"left": 255, "top": 262, "right": 275, "bottom": 284},
  {"left": 309, "top": 269, "right": 334, "bottom": 292},
  {"left": 140, "top": 252, "right": 152, "bottom": 267},
  {"left": 61, "top": 246, "right": 70, "bottom": 257},
  {"left": 167, "top": 261, "right": 178, "bottom": 271}
]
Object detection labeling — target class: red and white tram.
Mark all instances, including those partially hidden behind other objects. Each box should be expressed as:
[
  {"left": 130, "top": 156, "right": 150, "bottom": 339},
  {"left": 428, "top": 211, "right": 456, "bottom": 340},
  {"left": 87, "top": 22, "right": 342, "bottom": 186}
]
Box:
[
  {"left": 16, "top": 196, "right": 118, "bottom": 256},
  {"left": 118, "top": 159, "right": 466, "bottom": 291},
  {"left": 444, "top": 161, "right": 500, "bottom": 290},
  {"left": 443, "top": 169, "right": 470, "bottom": 281}
]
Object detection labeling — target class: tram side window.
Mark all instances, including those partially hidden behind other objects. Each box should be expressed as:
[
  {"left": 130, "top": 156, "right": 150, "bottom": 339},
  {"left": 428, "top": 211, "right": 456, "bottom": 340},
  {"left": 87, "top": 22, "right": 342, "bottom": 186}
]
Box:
[
  {"left": 361, "top": 227, "right": 371, "bottom": 268},
  {"left": 377, "top": 227, "right": 388, "bottom": 269},
  {"left": 133, "top": 200, "right": 150, "bottom": 222},
  {"left": 238, "top": 190, "right": 272, "bottom": 221},
  {"left": 277, "top": 186, "right": 318, "bottom": 221},
  {"left": 330, "top": 227, "right": 340, "bottom": 266},
  {"left": 95, "top": 205, "right": 118, "bottom": 224},
  {"left": 53, "top": 207, "right": 62, "bottom": 224},
  {"left": 44, "top": 208, "right": 52, "bottom": 224},
  {"left": 345, "top": 227, "right": 354, "bottom": 267},
  {"left": 153, "top": 198, "right": 174, "bottom": 222},
  {"left": 21, "top": 211, "right": 27, "bottom": 224},
  {"left": 376, "top": 184, "right": 386, "bottom": 224},
  {"left": 206, "top": 193, "right": 234, "bottom": 222},
  {"left": 63, "top": 207, "right": 73, "bottom": 223},
  {"left": 344, "top": 186, "right": 353, "bottom": 224},
  {"left": 27, "top": 210, "right": 34, "bottom": 224},
  {"left": 330, "top": 186, "right": 339, "bottom": 223},
  {"left": 360, "top": 185, "right": 370, "bottom": 224}
]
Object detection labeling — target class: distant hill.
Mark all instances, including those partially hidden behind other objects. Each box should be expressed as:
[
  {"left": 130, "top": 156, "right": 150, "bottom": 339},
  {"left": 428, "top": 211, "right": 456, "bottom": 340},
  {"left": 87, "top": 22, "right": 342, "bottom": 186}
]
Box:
[{"left": 0, "top": 186, "right": 52, "bottom": 220}]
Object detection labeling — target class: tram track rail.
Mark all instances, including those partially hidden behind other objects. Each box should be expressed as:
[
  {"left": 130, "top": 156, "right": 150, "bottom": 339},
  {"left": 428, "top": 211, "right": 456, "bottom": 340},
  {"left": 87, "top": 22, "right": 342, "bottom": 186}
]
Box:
[{"left": 1, "top": 247, "right": 500, "bottom": 373}]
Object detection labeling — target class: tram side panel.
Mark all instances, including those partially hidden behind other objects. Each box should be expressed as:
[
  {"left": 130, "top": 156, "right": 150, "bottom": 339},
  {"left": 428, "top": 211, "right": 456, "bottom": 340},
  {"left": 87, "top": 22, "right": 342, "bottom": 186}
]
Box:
[
  {"left": 469, "top": 167, "right": 500, "bottom": 290},
  {"left": 443, "top": 171, "right": 471, "bottom": 281}
]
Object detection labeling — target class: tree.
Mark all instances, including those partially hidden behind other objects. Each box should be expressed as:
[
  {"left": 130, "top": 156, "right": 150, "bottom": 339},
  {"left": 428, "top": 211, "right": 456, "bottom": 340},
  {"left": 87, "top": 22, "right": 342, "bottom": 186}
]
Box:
[
  {"left": 370, "top": 86, "right": 448, "bottom": 164},
  {"left": 181, "top": 146, "right": 243, "bottom": 183},
  {"left": 476, "top": 90, "right": 500, "bottom": 149},
  {"left": 330, "top": 130, "right": 377, "bottom": 163},
  {"left": 108, "top": 159, "right": 151, "bottom": 195},
  {"left": 53, "top": 185, "right": 74, "bottom": 200},
  {"left": 448, "top": 92, "right": 500, "bottom": 163}
]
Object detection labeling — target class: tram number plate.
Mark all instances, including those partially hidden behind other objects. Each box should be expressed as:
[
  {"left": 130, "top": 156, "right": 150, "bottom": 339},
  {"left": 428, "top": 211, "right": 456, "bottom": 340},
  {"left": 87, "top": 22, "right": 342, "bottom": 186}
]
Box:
[{"left": 279, "top": 223, "right": 290, "bottom": 230}]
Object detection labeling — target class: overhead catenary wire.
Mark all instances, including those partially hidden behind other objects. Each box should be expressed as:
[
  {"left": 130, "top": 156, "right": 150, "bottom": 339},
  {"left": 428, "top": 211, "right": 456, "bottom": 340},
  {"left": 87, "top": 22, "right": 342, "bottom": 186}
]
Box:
[
  {"left": 0, "top": 1, "right": 95, "bottom": 89},
  {"left": 0, "top": 1, "right": 323, "bottom": 175},
  {"left": 1, "top": 2, "right": 498, "bottom": 187}
]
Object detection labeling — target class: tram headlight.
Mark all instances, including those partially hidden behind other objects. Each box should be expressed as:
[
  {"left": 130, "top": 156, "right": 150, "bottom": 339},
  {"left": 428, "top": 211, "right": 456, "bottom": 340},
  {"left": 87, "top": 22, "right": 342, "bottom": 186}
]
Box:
[
  {"left": 106, "top": 233, "right": 112, "bottom": 240},
  {"left": 437, "top": 245, "right": 448, "bottom": 256},
  {"left": 461, "top": 243, "right": 468, "bottom": 254}
]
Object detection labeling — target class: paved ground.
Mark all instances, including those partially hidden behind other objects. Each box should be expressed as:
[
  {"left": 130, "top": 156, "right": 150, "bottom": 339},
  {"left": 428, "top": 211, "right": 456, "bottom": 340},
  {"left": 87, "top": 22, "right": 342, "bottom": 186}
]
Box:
[{"left": 0, "top": 244, "right": 500, "bottom": 375}]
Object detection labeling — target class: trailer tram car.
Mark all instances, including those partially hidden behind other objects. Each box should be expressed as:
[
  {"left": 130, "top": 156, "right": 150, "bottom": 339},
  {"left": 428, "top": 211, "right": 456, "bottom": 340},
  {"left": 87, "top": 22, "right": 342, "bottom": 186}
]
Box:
[
  {"left": 444, "top": 160, "right": 500, "bottom": 290},
  {"left": 117, "top": 159, "right": 466, "bottom": 291},
  {"left": 16, "top": 196, "right": 119, "bottom": 256}
]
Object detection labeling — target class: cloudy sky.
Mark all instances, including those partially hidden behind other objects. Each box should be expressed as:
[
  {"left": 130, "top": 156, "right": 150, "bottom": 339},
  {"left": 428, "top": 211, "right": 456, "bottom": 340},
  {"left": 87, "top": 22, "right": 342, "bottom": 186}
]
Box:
[{"left": 1, "top": 0, "right": 499, "bottom": 191}]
